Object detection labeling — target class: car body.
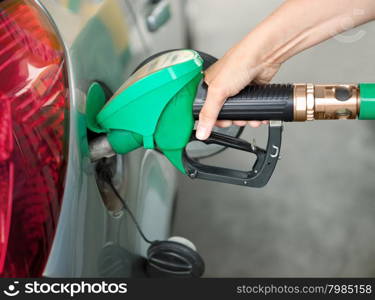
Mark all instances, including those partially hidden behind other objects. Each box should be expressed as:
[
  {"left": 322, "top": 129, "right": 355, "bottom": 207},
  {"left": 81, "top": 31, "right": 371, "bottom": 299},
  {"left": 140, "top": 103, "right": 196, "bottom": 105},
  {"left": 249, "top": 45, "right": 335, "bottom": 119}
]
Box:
[{"left": 0, "top": 0, "right": 188, "bottom": 277}]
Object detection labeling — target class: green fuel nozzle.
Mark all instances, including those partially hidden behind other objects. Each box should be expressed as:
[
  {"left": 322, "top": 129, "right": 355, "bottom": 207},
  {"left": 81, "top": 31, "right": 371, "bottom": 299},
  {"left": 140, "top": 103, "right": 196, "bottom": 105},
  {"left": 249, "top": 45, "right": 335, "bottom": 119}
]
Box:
[
  {"left": 87, "top": 49, "right": 375, "bottom": 188},
  {"left": 88, "top": 49, "right": 204, "bottom": 173}
]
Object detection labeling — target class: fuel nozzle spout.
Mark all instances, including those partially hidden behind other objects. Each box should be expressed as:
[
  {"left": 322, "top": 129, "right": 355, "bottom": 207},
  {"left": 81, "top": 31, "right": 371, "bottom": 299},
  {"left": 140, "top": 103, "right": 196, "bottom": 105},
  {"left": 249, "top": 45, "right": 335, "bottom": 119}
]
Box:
[{"left": 89, "top": 135, "right": 115, "bottom": 162}]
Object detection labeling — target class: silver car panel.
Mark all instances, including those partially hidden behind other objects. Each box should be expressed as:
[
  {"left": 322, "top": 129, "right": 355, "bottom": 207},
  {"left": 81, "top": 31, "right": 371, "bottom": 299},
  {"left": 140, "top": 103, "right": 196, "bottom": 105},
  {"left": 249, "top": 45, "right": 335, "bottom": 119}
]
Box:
[{"left": 38, "top": 0, "right": 184, "bottom": 277}]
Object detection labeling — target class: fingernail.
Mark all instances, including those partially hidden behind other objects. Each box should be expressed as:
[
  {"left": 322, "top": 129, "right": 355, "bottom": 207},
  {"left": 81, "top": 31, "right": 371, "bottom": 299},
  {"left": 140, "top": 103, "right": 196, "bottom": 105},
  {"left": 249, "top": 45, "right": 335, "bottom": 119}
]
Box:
[{"left": 196, "top": 124, "right": 209, "bottom": 140}]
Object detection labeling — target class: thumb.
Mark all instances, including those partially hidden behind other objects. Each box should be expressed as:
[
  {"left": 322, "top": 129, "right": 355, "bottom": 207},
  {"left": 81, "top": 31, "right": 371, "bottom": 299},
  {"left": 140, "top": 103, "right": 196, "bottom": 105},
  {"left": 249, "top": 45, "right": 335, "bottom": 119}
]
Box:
[{"left": 196, "top": 84, "right": 227, "bottom": 140}]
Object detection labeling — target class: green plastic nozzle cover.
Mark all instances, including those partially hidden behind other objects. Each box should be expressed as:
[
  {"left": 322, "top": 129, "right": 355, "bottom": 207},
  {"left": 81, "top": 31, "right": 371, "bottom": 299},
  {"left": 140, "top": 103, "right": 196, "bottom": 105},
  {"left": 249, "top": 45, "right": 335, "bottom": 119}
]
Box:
[{"left": 86, "top": 50, "right": 203, "bottom": 173}]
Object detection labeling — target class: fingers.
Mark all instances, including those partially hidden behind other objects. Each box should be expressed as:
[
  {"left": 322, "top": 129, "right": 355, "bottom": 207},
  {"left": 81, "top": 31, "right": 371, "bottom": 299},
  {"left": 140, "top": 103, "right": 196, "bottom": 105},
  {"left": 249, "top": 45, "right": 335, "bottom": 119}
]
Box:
[
  {"left": 233, "top": 121, "right": 247, "bottom": 127},
  {"left": 233, "top": 121, "right": 268, "bottom": 128},
  {"left": 248, "top": 121, "right": 262, "bottom": 128},
  {"left": 215, "top": 120, "right": 233, "bottom": 128},
  {"left": 213, "top": 120, "right": 269, "bottom": 129},
  {"left": 196, "top": 85, "right": 228, "bottom": 140},
  {"left": 225, "top": 120, "right": 266, "bottom": 128}
]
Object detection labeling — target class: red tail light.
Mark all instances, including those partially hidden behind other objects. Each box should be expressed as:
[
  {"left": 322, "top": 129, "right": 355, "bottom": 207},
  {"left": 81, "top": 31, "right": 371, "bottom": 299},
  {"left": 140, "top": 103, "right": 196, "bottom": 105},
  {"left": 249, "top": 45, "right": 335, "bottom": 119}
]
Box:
[{"left": 0, "top": 0, "right": 69, "bottom": 277}]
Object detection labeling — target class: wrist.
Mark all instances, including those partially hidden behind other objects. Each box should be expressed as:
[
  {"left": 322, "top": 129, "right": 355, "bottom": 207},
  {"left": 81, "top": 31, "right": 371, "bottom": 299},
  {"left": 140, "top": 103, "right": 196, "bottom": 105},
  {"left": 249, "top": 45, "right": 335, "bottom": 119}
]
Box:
[{"left": 238, "top": 26, "right": 286, "bottom": 73}]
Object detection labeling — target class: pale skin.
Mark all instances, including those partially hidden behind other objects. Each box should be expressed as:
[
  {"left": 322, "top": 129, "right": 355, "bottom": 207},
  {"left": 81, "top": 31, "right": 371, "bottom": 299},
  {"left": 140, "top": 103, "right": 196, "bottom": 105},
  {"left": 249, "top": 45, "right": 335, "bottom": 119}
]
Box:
[{"left": 196, "top": 0, "right": 375, "bottom": 140}]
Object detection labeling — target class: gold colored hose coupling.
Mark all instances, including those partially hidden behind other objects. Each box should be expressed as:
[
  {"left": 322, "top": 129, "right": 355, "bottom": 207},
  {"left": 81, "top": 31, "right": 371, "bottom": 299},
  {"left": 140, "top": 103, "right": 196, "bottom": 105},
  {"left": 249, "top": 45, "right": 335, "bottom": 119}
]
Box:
[{"left": 293, "top": 84, "right": 360, "bottom": 121}]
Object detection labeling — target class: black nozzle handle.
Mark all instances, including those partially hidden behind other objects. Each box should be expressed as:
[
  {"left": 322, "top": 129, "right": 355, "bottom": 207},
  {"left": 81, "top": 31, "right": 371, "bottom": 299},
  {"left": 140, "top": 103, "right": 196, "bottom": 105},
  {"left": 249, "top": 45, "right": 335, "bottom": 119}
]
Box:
[{"left": 193, "top": 82, "right": 294, "bottom": 121}]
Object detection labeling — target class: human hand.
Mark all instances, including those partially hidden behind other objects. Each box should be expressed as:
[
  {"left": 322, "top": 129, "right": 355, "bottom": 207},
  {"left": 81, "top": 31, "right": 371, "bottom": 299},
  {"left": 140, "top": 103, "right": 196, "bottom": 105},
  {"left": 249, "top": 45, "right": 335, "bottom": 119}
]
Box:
[{"left": 196, "top": 43, "right": 280, "bottom": 140}]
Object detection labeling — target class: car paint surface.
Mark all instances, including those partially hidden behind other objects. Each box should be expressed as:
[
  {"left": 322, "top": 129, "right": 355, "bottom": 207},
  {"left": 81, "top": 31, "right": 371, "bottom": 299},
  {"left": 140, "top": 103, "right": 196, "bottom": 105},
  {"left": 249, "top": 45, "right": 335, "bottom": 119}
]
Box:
[{"left": 38, "top": 0, "right": 186, "bottom": 277}]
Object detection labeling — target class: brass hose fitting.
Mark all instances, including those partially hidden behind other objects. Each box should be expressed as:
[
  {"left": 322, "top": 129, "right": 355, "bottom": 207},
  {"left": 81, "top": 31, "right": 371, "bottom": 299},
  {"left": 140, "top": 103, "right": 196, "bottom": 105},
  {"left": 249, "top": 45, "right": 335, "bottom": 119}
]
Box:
[{"left": 293, "top": 84, "right": 359, "bottom": 121}]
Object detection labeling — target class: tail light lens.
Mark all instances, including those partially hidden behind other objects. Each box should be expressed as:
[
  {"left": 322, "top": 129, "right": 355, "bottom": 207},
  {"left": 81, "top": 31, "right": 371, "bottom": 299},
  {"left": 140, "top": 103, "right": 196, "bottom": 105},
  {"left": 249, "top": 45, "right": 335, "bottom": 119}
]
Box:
[{"left": 0, "top": 0, "right": 69, "bottom": 277}]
